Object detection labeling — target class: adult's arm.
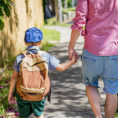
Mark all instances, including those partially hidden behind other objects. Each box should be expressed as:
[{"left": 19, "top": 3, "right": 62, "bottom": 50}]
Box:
[
  {"left": 68, "top": 30, "right": 80, "bottom": 60},
  {"left": 68, "top": 0, "right": 88, "bottom": 60}
]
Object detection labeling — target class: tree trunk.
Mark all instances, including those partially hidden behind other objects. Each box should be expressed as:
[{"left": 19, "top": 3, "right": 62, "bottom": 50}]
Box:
[
  {"left": 64, "top": 0, "right": 67, "bottom": 9},
  {"left": 51, "top": 0, "right": 55, "bottom": 15},
  {"left": 55, "top": 0, "right": 63, "bottom": 23},
  {"left": 72, "top": 0, "right": 75, "bottom": 7}
]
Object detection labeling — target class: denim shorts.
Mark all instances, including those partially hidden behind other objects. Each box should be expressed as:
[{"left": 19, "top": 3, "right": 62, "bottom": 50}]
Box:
[{"left": 82, "top": 49, "right": 118, "bottom": 94}]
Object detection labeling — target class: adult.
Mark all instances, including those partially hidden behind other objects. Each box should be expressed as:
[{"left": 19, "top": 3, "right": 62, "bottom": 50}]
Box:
[{"left": 68, "top": 0, "right": 118, "bottom": 118}]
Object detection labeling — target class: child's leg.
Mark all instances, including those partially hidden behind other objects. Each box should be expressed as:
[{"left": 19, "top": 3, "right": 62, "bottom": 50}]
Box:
[
  {"left": 16, "top": 94, "right": 32, "bottom": 118},
  {"left": 32, "top": 99, "right": 45, "bottom": 118},
  {"left": 36, "top": 113, "right": 43, "bottom": 118}
]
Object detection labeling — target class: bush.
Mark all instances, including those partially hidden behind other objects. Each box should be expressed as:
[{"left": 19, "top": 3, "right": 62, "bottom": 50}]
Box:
[
  {"left": 62, "top": 0, "right": 73, "bottom": 8},
  {"left": 67, "top": 0, "right": 73, "bottom": 7},
  {"left": 40, "top": 28, "right": 60, "bottom": 51},
  {"left": 45, "top": 17, "right": 57, "bottom": 25},
  {"left": 0, "top": 0, "right": 14, "bottom": 30},
  {"left": 0, "top": 56, "right": 17, "bottom": 117},
  {"left": 41, "top": 41, "right": 54, "bottom": 51}
]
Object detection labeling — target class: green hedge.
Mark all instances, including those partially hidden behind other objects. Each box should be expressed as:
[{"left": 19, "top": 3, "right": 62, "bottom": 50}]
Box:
[{"left": 62, "top": 0, "right": 73, "bottom": 8}]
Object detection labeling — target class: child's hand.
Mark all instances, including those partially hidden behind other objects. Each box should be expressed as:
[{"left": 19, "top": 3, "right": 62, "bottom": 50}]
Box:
[
  {"left": 71, "top": 53, "right": 78, "bottom": 64},
  {"left": 69, "top": 49, "right": 79, "bottom": 61},
  {"left": 8, "top": 93, "right": 16, "bottom": 104}
]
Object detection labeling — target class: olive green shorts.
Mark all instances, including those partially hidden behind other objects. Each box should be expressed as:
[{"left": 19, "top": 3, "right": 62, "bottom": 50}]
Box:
[{"left": 16, "top": 93, "right": 46, "bottom": 118}]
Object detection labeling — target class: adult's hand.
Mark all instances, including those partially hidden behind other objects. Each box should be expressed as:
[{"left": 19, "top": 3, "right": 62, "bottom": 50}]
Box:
[
  {"left": 68, "top": 30, "right": 80, "bottom": 60},
  {"left": 68, "top": 49, "right": 79, "bottom": 60}
]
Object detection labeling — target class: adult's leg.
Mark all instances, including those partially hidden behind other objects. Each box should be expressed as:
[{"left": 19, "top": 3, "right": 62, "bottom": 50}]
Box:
[
  {"left": 86, "top": 85, "right": 102, "bottom": 118},
  {"left": 105, "top": 94, "right": 118, "bottom": 118}
]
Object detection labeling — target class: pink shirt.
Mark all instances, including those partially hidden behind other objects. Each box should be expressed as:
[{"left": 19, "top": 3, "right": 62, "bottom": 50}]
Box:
[{"left": 71, "top": 0, "right": 118, "bottom": 56}]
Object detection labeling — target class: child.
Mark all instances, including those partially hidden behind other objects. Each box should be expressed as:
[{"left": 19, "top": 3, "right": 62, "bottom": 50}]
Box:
[{"left": 8, "top": 27, "right": 77, "bottom": 118}]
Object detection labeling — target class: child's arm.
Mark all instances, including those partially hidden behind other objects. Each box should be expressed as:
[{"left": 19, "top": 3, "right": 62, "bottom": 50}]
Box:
[
  {"left": 8, "top": 71, "right": 18, "bottom": 104},
  {"left": 56, "top": 54, "right": 77, "bottom": 71}
]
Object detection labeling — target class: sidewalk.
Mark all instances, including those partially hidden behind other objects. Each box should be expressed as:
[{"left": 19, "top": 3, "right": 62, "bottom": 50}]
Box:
[{"left": 43, "top": 42, "right": 105, "bottom": 118}]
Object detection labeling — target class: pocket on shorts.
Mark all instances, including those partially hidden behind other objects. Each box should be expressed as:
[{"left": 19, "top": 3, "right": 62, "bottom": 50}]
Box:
[
  {"left": 103, "top": 55, "right": 118, "bottom": 80},
  {"left": 82, "top": 50, "right": 98, "bottom": 64},
  {"left": 82, "top": 56, "right": 97, "bottom": 63},
  {"left": 109, "top": 56, "right": 118, "bottom": 61},
  {"left": 106, "top": 56, "right": 118, "bottom": 75}
]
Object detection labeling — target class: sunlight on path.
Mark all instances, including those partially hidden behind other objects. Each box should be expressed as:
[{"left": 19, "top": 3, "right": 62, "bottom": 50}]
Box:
[
  {"left": 44, "top": 26, "right": 84, "bottom": 43},
  {"left": 43, "top": 42, "right": 105, "bottom": 118}
]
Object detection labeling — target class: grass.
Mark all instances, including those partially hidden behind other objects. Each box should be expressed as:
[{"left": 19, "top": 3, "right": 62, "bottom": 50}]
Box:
[
  {"left": 41, "top": 28, "right": 60, "bottom": 42},
  {"left": 44, "top": 7, "right": 76, "bottom": 27},
  {"left": 41, "top": 28, "right": 60, "bottom": 51},
  {"left": 45, "top": 17, "right": 71, "bottom": 27},
  {"left": 62, "top": 7, "right": 76, "bottom": 15},
  {"left": 63, "top": 7, "right": 76, "bottom": 12},
  {"left": 45, "top": 8, "right": 76, "bottom": 27},
  {"left": 115, "top": 112, "right": 118, "bottom": 118},
  {"left": 41, "top": 42, "right": 55, "bottom": 51}
]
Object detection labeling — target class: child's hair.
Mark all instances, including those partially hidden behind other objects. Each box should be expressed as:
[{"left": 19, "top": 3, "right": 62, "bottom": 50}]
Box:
[
  {"left": 24, "top": 27, "right": 43, "bottom": 43},
  {"left": 25, "top": 42, "right": 41, "bottom": 46}
]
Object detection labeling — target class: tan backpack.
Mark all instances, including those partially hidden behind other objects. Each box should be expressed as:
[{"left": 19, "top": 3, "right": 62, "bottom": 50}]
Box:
[{"left": 16, "top": 51, "right": 50, "bottom": 101}]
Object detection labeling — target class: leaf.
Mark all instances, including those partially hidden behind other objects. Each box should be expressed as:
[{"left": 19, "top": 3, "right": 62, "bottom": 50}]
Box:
[
  {"left": 0, "top": 1, "right": 10, "bottom": 17},
  {"left": 8, "top": 0, "right": 15, "bottom": 7},
  {"left": 0, "top": 1, "right": 6, "bottom": 9},
  {"left": 0, "top": 16, "right": 4, "bottom": 30},
  {"left": 0, "top": 8, "right": 4, "bottom": 16},
  {"left": 4, "top": 5, "right": 10, "bottom": 17},
  {"left": 0, "top": 0, "right": 13, "bottom": 30}
]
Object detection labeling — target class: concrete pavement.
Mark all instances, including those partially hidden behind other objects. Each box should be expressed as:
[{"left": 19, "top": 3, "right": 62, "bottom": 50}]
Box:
[{"left": 43, "top": 42, "right": 105, "bottom": 118}]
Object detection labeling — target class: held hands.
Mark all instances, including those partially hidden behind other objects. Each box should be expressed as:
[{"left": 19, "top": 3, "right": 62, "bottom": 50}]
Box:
[
  {"left": 71, "top": 53, "right": 78, "bottom": 64},
  {"left": 69, "top": 49, "right": 79, "bottom": 61},
  {"left": 68, "top": 49, "right": 79, "bottom": 64},
  {"left": 69, "top": 49, "right": 78, "bottom": 64}
]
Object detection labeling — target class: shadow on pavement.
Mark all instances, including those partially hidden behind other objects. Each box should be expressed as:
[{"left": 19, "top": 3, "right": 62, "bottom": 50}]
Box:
[{"left": 44, "top": 43, "right": 95, "bottom": 118}]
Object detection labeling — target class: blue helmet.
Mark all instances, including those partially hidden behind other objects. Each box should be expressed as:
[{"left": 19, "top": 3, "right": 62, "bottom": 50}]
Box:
[{"left": 24, "top": 27, "right": 43, "bottom": 43}]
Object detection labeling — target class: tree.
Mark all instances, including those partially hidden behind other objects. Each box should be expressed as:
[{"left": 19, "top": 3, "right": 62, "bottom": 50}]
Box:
[
  {"left": 72, "top": 0, "right": 75, "bottom": 7},
  {"left": 55, "top": 0, "right": 63, "bottom": 23},
  {"left": 0, "top": 0, "right": 14, "bottom": 30},
  {"left": 64, "top": 0, "right": 67, "bottom": 9}
]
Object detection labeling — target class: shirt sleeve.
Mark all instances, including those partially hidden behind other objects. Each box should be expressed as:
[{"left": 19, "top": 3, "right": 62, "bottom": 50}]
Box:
[
  {"left": 71, "top": 0, "right": 88, "bottom": 34},
  {"left": 48, "top": 54, "right": 60, "bottom": 71},
  {"left": 13, "top": 54, "right": 24, "bottom": 72}
]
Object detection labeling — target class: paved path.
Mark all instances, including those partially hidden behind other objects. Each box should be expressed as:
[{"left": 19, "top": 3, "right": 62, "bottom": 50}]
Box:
[{"left": 43, "top": 42, "right": 105, "bottom": 118}]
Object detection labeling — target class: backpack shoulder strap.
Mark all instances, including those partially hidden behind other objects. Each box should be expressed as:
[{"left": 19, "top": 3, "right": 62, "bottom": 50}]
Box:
[
  {"left": 36, "top": 59, "right": 48, "bottom": 71},
  {"left": 35, "top": 52, "right": 48, "bottom": 71},
  {"left": 20, "top": 50, "right": 28, "bottom": 57}
]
